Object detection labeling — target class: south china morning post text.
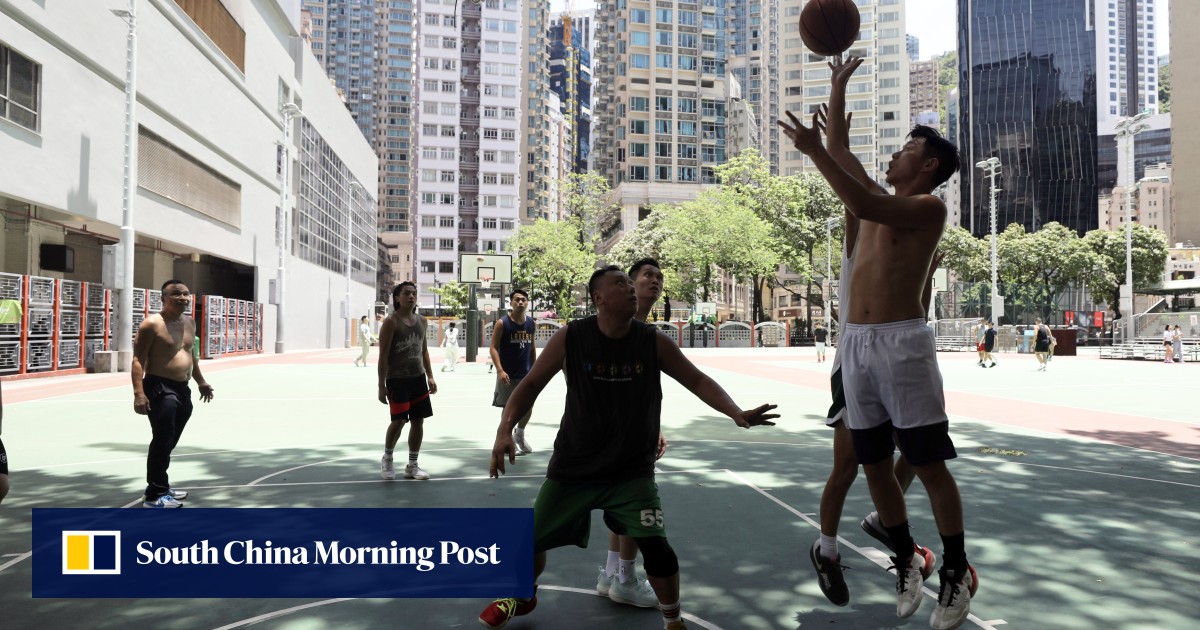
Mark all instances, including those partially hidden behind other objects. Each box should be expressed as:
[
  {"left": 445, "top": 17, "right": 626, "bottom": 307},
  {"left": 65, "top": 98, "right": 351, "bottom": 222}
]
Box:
[{"left": 33, "top": 508, "right": 534, "bottom": 599}]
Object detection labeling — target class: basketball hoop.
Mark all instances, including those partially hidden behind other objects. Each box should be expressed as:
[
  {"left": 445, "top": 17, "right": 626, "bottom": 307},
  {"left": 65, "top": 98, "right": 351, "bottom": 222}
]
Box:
[
  {"left": 481, "top": 275, "right": 493, "bottom": 290},
  {"left": 484, "top": 304, "right": 494, "bottom": 315}
]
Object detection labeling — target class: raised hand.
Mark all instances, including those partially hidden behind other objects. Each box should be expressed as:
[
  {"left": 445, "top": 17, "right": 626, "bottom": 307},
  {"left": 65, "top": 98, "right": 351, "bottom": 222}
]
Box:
[
  {"left": 828, "top": 56, "right": 864, "bottom": 88},
  {"left": 817, "top": 104, "right": 853, "bottom": 150},
  {"left": 778, "top": 111, "right": 825, "bottom": 155}
]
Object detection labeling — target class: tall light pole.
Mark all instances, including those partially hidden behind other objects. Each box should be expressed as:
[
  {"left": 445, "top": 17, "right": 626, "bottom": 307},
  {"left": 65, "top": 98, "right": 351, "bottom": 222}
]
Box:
[
  {"left": 975, "top": 157, "right": 1002, "bottom": 324},
  {"left": 825, "top": 216, "right": 840, "bottom": 331},
  {"left": 344, "top": 181, "right": 362, "bottom": 348},
  {"left": 112, "top": 0, "right": 138, "bottom": 361},
  {"left": 276, "top": 102, "right": 303, "bottom": 354},
  {"left": 1115, "top": 111, "right": 1151, "bottom": 342}
]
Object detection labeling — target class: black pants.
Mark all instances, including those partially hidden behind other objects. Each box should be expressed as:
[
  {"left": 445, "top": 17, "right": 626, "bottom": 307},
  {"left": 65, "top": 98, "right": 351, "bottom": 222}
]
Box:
[{"left": 143, "top": 375, "right": 193, "bottom": 500}]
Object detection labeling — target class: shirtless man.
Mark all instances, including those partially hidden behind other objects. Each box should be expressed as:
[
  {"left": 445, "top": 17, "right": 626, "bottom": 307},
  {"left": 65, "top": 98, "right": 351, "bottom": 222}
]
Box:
[
  {"left": 780, "top": 57, "right": 974, "bottom": 630},
  {"left": 132, "top": 280, "right": 214, "bottom": 509}
]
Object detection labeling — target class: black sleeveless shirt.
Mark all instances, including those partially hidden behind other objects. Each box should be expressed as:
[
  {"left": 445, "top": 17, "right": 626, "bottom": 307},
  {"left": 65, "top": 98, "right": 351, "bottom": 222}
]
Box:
[{"left": 547, "top": 317, "right": 662, "bottom": 483}]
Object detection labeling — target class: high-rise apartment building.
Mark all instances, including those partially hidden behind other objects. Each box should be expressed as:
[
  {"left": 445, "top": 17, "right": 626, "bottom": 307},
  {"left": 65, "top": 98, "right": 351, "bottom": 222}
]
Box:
[
  {"left": 1170, "top": 0, "right": 1199, "bottom": 246},
  {"left": 909, "top": 59, "right": 938, "bottom": 124},
  {"left": 522, "top": 0, "right": 553, "bottom": 222},
  {"left": 549, "top": 13, "right": 595, "bottom": 178},
  {"left": 959, "top": 0, "right": 1097, "bottom": 236},
  {"left": 728, "top": 0, "right": 782, "bottom": 174},
  {"left": 906, "top": 33, "right": 919, "bottom": 61},
  {"left": 778, "top": 0, "right": 911, "bottom": 182},
  {"left": 1100, "top": 163, "right": 1173, "bottom": 244},
  {"left": 592, "top": 0, "right": 734, "bottom": 236},
  {"left": 411, "top": 0, "right": 524, "bottom": 307},
  {"left": 1096, "top": 0, "right": 1159, "bottom": 125}
]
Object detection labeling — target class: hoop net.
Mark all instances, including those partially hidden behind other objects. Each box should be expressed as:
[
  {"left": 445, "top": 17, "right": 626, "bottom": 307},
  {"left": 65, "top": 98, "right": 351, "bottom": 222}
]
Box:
[
  {"left": 484, "top": 304, "right": 494, "bottom": 315},
  {"left": 481, "top": 275, "right": 493, "bottom": 290}
]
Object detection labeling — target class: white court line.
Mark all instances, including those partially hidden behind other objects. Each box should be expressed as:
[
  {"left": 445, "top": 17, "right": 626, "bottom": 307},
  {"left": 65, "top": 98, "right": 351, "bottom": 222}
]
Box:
[
  {"left": 246, "top": 448, "right": 495, "bottom": 486},
  {"left": 1003, "top": 461, "right": 1200, "bottom": 489},
  {"left": 208, "top": 587, "right": 724, "bottom": 630},
  {"left": 0, "top": 552, "right": 32, "bottom": 574},
  {"left": 185, "top": 468, "right": 731, "bottom": 491},
  {"left": 722, "top": 470, "right": 1005, "bottom": 630}
]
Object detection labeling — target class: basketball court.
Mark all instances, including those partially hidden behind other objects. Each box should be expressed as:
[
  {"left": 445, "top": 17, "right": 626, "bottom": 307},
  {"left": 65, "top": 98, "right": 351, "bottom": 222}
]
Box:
[{"left": 0, "top": 347, "right": 1197, "bottom": 629}]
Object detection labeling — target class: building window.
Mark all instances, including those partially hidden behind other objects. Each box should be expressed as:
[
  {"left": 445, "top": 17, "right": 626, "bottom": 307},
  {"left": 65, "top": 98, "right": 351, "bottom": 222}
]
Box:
[
  {"left": 421, "top": 261, "right": 435, "bottom": 273},
  {"left": 440, "top": 216, "right": 454, "bottom": 227},
  {"left": 483, "top": 217, "right": 498, "bottom": 229},
  {"left": 421, "top": 238, "right": 436, "bottom": 250},
  {"left": 439, "top": 239, "right": 455, "bottom": 250}
]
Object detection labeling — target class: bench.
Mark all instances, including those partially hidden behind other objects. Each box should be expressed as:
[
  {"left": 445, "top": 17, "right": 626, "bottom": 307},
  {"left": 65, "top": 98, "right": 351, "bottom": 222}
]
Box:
[
  {"left": 935, "top": 336, "right": 976, "bottom": 352},
  {"left": 1100, "top": 339, "right": 1200, "bottom": 361}
]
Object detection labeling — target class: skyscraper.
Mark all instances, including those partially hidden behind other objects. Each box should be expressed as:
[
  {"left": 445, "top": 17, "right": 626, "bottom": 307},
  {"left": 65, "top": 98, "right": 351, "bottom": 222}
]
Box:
[
  {"left": 522, "top": 0, "right": 553, "bottom": 222},
  {"left": 1095, "top": 0, "right": 1159, "bottom": 125},
  {"left": 959, "top": 0, "right": 1098, "bottom": 236},
  {"left": 906, "top": 33, "right": 919, "bottom": 61},
  {"left": 909, "top": 59, "right": 939, "bottom": 125},
  {"left": 549, "top": 13, "right": 594, "bottom": 178},
  {"left": 1170, "top": 0, "right": 1200, "bottom": 246},
  {"left": 778, "top": 0, "right": 911, "bottom": 181},
  {"left": 591, "top": 0, "right": 733, "bottom": 237},
  {"left": 727, "top": 0, "right": 782, "bottom": 174}
]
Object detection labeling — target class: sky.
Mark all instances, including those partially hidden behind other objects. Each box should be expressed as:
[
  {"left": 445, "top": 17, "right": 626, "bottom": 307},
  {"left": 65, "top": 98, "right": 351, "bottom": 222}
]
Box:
[{"left": 550, "top": 0, "right": 1172, "bottom": 61}]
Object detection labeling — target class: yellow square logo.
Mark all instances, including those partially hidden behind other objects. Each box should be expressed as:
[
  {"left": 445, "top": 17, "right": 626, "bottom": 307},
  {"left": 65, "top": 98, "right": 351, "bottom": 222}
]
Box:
[{"left": 61, "top": 531, "right": 121, "bottom": 575}]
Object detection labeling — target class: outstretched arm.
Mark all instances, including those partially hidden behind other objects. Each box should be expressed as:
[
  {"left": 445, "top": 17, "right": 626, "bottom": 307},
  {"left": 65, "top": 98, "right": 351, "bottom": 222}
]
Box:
[{"left": 656, "top": 333, "right": 777, "bottom": 428}]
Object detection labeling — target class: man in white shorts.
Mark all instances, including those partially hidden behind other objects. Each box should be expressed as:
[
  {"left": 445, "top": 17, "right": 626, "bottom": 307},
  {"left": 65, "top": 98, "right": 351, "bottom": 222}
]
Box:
[{"left": 781, "top": 56, "right": 975, "bottom": 630}]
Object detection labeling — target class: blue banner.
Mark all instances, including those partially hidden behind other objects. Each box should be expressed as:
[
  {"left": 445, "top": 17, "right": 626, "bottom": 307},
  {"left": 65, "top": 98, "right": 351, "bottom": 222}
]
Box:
[{"left": 33, "top": 508, "right": 534, "bottom": 598}]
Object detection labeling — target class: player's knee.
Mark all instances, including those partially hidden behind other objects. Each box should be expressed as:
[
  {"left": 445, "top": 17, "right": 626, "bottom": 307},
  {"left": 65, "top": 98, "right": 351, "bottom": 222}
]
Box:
[
  {"left": 0, "top": 475, "right": 9, "bottom": 504},
  {"left": 635, "top": 536, "right": 679, "bottom": 578},
  {"left": 829, "top": 458, "right": 858, "bottom": 488}
]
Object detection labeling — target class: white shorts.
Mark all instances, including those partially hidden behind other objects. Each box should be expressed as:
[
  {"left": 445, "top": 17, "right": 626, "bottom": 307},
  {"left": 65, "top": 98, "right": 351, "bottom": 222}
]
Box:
[
  {"left": 815, "top": 342, "right": 826, "bottom": 352},
  {"left": 841, "top": 318, "right": 948, "bottom": 432}
]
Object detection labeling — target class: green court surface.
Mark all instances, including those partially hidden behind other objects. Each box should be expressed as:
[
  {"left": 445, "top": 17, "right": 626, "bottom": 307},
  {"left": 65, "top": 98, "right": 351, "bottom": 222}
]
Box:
[{"left": 1, "top": 347, "right": 1197, "bottom": 629}]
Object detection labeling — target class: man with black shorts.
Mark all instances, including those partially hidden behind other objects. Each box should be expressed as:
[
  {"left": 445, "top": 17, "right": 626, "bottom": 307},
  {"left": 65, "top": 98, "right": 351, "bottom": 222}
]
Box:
[
  {"left": 478, "top": 266, "right": 778, "bottom": 630},
  {"left": 982, "top": 322, "right": 997, "bottom": 368},
  {"left": 489, "top": 289, "right": 536, "bottom": 455},
  {"left": 782, "top": 56, "right": 976, "bottom": 629},
  {"left": 376, "top": 281, "right": 437, "bottom": 481},
  {"left": 1034, "top": 318, "right": 1052, "bottom": 371},
  {"left": 132, "top": 280, "right": 214, "bottom": 509}
]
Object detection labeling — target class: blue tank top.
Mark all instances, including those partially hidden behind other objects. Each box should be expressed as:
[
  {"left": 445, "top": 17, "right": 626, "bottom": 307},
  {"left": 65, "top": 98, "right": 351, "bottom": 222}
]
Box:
[{"left": 496, "top": 315, "right": 535, "bottom": 378}]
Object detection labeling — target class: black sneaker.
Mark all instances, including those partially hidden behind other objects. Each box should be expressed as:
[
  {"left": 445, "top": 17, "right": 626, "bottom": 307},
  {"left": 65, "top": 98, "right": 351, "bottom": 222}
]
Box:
[{"left": 809, "top": 541, "right": 850, "bottom": 606}]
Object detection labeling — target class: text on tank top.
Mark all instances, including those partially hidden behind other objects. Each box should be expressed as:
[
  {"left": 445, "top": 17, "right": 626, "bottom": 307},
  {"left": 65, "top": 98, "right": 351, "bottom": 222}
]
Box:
[
  {"left": 496, "top": 315, "right": 535, "bottom": 379},
  {"left": 387, "top": 315, "right": 427, "bottom": 378},
  {"left": 547, "top": 317, "right": 662, "bottom": 483}
]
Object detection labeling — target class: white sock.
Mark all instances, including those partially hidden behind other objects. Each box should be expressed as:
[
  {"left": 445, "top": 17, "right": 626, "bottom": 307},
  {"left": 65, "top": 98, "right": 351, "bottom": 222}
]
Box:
[
  {"left": 618, "top": 558, "right": 636, "bottom": 583},
  {"left": 605, "top": 551, "right": 620, "bottom": 577},
  {"left": 661, "top": 599, "right": 682, "bottom": 625},
  {"left": 820, "top": 534, "right": 839, "bottom": 560}
]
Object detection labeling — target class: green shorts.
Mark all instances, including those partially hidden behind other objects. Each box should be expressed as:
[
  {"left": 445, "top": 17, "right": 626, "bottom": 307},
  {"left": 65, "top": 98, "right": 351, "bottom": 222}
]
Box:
[{"left": 533, "top": 477, "right": 665, "bottom": 553}]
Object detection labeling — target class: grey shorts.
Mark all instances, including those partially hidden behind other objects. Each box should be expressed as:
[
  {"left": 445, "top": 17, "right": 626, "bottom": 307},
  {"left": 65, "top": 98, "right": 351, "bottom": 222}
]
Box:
[{"left": 493, "top": 376, "right": 525, "bottom": 407}]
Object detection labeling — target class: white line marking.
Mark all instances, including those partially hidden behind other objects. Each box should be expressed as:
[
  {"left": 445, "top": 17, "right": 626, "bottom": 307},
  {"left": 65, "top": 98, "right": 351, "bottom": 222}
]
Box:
[
  {"left": 0, "top": 552, "right": 32, "bottom": 574},
  {"left": 186, "top": 468, "right": 731, "bottom": 491},
  {"left": 997, "top": 461, "right": 1200, "bottom": 489},
  {"left": 721, "top": 470, "right": 1006, "bottom": 630}
]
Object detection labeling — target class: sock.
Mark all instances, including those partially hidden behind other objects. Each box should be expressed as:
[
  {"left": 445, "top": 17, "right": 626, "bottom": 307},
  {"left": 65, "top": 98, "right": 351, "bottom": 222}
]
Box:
[
  {"left": 513, "top": 427, "right": 524, "bottom": 439},
  {"left": 819, "top": 534, "right": 839, "bottom": 560},
  {"left": 408, "top": 452, "right": 419, "bottom": 466},
  {"left": 384, "top": 449, "right": 394, "bottom": 457},
  {"left": 885, "top": 520, "right": 914, "bottom": 560},
  {"left": 661, "top": 599, "right": 681, "bottom": 625},
  {"left": 605, "top": 551, "right": 620, "bottom": 577},
  {"left": 941, "top": 532, "right": 967, "bottom": 573},
  {"left": 618, "top": 558, "right": 636, "bottom": 583}
]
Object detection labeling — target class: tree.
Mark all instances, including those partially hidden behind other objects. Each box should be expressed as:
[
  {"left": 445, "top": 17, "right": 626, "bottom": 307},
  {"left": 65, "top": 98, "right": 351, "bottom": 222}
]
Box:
[
  {"left": 1083, "top": 224, "right": 1170, "bottom": 323},
  {"left": 561, "top": 173, "right": 622, "bottom": 249},
  {"left": 994, "top": 222, "right": 1107, "bottom": 321},
  {"left": 429, "top": 281, "right": 469, "bottom": 318},
  {"left": 510, "top": 219, "right": 596, "bottom": 317},
  {"left": 938, "top": 224, "right": 989, "bottom": 283},
  {"left": 606, "top": 204, "right": 691, "bottom": 306},
  {"left": 1159, "top": 63, "right": 1171, "bottom": 114},
  {"left": 936, "top": 51, "right": 958, "bottom": 135}
]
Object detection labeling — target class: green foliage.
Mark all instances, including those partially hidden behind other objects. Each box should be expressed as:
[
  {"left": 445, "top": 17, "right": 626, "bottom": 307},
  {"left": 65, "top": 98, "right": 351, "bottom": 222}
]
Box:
[
  {"left": 1083, "top": 224, "right": 1170, "bottom": 318},
  {"left": 1159, "top": 64, "right": 1171, "bottom": 114},
  {"left": 429, "top": 281, "right": 468, "bottom": 318},
  {"left": 938, "top": 225, "right": 989, "bottom": 283},
  {"left": 561, "top": 172, "right": 621, "bottom": 247},
  {"left": 936, "top": 51, "right": 958, "bottom": 135},
  {"left": 510, "top": 219, "right": 596, "bottom": 317}
]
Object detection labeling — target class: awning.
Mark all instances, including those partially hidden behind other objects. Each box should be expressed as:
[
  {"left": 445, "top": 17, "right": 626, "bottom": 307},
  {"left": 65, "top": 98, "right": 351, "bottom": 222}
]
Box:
[{"left": 1138, "top": 279, "right": 1200, "bottom": 296}]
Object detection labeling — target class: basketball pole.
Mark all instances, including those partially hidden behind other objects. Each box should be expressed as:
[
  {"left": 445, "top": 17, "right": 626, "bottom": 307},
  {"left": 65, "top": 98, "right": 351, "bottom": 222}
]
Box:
[{"left": 466, "top": 283, "right": 478, "bottom": 363}]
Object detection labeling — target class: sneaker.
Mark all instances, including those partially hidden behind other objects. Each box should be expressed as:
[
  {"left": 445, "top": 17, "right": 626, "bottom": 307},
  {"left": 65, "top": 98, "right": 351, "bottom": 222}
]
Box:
[
  {"left": 809, "top": 540, "right": 850, "bottom": 606},
  {"left": 914, "top": 544, "right": 937, "bottom": 580},
  {"left": 929, "top": 566, "right": 975, "bottom": 630},
  {"left": 381, "top": 454, "right": 395, "bottom": 480},
  {"left": 608, "top": 574, "right": 659, "bottom": 608},
  {"left": 514, "top": 431, "right": 533, "bottom": 455},
  {"left": 989, "top": 363, "right": 996, "bottom": 368},
  {"left": 860, "top": 511, "right": 894, "bottom": 552},
  {"left": 478, "top": 589, "right": 538, "bottom": 629},
  {"left": 405, "top": 463, "right": 431, "bottom": 480},
  {"left": 142, "top": 495, "right": 183, "bottom": 509},
  {"left": 167, "top": 488, "right": 189, "bottom": 501},
  {"left": 595, "top": 567, "right": 614, "bottom": 597},
  {"left": 892, "top": 552, "right": 925, "bottom": 618}
]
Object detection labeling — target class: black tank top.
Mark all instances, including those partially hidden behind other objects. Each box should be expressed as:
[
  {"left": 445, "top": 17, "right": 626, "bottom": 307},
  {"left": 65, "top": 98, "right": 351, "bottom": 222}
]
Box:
[
  {"left": 547, "top": 317, "right": 662, "bottom": 483},
  {"left": 496, "top": 315, "right": 535, "bottom": 379},
  {"left": 1036, "top": 326, "right": 1049, "bottom": 343}
]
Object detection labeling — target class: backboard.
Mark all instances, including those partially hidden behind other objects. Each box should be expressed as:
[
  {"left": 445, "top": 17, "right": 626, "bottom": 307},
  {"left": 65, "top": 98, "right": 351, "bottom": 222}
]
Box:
[
  {"left": 695, "top": 302, "right": 717, "bottom": 316},
  {"left": 458, "top": 253, "right": 513, "bottom": 285},
  {"left": 478, "top": 297, "right": 500, "bottom": 316}
]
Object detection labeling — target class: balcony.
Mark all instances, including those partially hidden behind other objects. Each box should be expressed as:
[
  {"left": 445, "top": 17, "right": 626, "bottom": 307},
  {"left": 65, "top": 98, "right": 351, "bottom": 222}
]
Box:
[
  {"left": 461, "top": 27, "right": 481, "bottom": 40},
  {"left": 462, "top": 47, "right": 481, "bottom": 62},
  {"left": 461, "top": 71, "right": 480, "bottom": 84},
  {"left": 460, "top": 134, "right": 480, "bottom": 149},
  {"left": 459, "top": 179, "right": 479, "bottom": 194},
  {"left": 461, "top": 90, "right": 480, "bottom": 105}
]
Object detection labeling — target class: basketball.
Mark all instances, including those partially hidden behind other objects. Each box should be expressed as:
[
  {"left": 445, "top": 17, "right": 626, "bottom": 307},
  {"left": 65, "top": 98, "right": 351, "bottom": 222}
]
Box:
[{"left": 799, "top": 0, "right": 861, "bottom": 57}]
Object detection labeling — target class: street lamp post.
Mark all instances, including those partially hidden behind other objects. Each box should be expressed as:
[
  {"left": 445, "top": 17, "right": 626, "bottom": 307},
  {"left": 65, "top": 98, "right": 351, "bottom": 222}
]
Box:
[
  {"left": 433, "top": 278, "right": 441, "bottom": 320},
  {"left": 1115, "top": 112, "right": 1151, "bottom": 342},
  {"left": 276, "top": 102, "right": 304, "bottom": 354},
  {"left": 345, "top": 181, "right": 362, "bottom": 348},
  {"left": 975, "top": 157, "right": 1003, "bottom": 324},
  {"left": 825, "top": 216, "right": 839, "bottom": 331},
  {"left": 112, "top": 0, "right": 138, "bottom": 362}
]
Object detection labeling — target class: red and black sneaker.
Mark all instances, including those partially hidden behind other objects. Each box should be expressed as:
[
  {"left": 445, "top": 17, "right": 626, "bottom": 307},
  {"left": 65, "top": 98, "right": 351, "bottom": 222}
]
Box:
[{"left": 478, "top": 587, "right": 538, "bottom": 629}]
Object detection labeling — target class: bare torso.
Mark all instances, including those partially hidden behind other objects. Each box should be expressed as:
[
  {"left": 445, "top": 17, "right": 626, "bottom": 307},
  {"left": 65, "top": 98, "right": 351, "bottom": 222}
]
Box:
[
  {"left": 848, "top": 217, "right": 943, "bottom": 324},
  {"left": 140, "top": 314, "right": 197, "bottom": 382}
]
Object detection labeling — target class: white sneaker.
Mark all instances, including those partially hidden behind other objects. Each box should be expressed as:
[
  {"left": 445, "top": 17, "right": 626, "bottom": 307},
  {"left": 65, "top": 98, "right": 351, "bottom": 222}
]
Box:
[
  {"left": 405, "top": 463, "right": 430, "bottom": 480},
  {"left": 142, "top": 495, "right": 183, "bottom": 509},
  {"left": 513, "top": 430, "right": 533, "bottom": 455},
  {"left": 894, "top": 552, "right": 925, "bottom": 618},
  {"left": 167, "top": 488, "right": 188, "bottom": 501},
  {"left": 930, "top": 566, "right": 975, "bottom": 630},
  {"left": 381, "top": 454, "right": 395, "bottom": 480},
  {"left": 608, "top": 575, "right": 659, "bottom": 608},
  {"left": 595, "top": 567, "right": 614, "bottom": 597}
]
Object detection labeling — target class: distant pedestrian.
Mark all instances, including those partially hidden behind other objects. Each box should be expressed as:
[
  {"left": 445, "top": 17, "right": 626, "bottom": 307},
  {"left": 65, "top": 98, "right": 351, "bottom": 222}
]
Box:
[
  {"left": 982, "top": 322, "right": 997, "bottom": 368},
  {"left": 1162, "top": 325, "right": 1174, "bottom": 364},
  {"left": 1033, "top": 318, "right": 1051, "bottom": 371},
  {"left": 814, "top": 321, "right": 829, "bottom": 362},
  {"left": 442, "top": 322, "right": 460, "bottom": 371},
  {"left": 354, "top": 316, "right": 373, "bottom": 367},
  {"left": 1171, "top": 325, "right": 1183, "bottom": 363}
]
